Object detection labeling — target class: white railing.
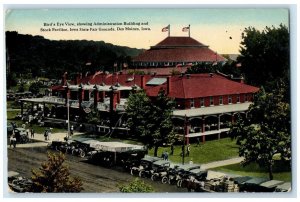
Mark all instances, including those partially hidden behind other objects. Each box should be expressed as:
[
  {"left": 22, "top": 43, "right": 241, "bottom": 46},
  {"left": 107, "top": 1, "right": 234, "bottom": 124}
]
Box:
[
  {"left": 81, "top": 100, "right": 94, "bottom": 108},
  {"left": 97, "top": 102, "right": 110, "bottom": 111},
  {"left": 116, "top": 104, "right": 126, "bottom": 111},
  {"left": 69, "top": 99, "right": 79, "bottom": 108},
  {"left": 43, "top": 96, "right": 65, "bottom": 103}
]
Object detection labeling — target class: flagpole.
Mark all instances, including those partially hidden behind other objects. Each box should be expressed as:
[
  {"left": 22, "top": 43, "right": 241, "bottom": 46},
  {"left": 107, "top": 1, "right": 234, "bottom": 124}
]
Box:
[
  {"left": 168, "top": 24, "right": 170, "bottom": 37},
  {"left": 189, "top": 25, "right": 190, "bottom": 37}
]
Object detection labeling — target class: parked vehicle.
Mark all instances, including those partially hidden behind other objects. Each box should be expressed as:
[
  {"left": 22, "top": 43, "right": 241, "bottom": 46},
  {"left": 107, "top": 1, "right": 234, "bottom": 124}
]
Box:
[
  {"left": 178, "top": 167, "right": 207, "bottom": 191},
  {"left": 8, "top": 171, "right": 32, "bottom": 193},
  {"left": 150, "top": 160, "right": 171, "bottom": 181},
  {"left": 130, "top": 155, "right": 161, "bottom": 176}
]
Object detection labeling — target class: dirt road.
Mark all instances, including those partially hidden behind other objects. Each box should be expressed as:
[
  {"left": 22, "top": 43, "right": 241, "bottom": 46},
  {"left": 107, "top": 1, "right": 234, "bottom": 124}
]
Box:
[{"left": 7, "top": 145, "right": 185, "bottom": 193}]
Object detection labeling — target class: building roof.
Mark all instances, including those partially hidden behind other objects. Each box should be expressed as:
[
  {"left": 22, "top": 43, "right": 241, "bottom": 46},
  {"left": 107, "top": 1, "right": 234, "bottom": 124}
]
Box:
[
  {"left": 146, "top": 74, "right": 259, "bottom": 99},
  {"left": 154, "top": 36, "right": 206, "bottom": 47},
  {"left": 51, "top": 73, "right": 259, "bottom": 100},
  {"left": 133, "top": 36, "right": 226, "bottom": 62}
]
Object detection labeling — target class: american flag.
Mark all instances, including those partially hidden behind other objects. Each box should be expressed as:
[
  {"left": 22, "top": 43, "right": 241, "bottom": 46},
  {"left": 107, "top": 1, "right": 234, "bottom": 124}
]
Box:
[
  {"left": 182, "top": 26, "right": 190, "bottom": 32},
  {"left": 162, "top": 26, "right": 169, "bottom": 32}
]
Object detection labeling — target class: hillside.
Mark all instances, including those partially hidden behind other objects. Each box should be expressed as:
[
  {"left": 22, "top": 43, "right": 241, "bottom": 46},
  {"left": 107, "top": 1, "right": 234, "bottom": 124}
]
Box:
[{"left": 6, "top": 31, "right": 143, "bottom": 79}]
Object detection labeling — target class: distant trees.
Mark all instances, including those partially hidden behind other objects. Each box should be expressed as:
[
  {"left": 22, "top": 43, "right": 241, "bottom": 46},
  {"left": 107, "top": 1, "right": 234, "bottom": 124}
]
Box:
[
  {"left": 30, "top": 152, "right": 83, "bottom": 192},
  {"left": 118, "top": 178, "right": 154, "bottom": 193},
  {"left": 238, "top": 24, "right": 289, "bottom": 89},
  {"left": 6, "top": 31, "right": 142, "bottom": 79},
  {"left": 126, "top": 90, "right": 175, "bottom": 156}
]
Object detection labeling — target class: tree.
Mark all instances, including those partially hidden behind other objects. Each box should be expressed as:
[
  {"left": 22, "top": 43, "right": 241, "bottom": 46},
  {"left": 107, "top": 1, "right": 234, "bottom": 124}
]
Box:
[
  {"left": 126, "top": 90, "right": 175, "bottom": 156},
  {"left": 151, "top": 90, "right": 175, "bottom": 156},
  {"left": 229, "top": 81, "right": 291, "bottom": 180},
  {"left": 18, "top": 82, "right": 25, "bottom": 92},
  {"left": 29, "top": 82, "right": 41, "bottom": 95},
  {"left": 238, "top": 24, "right": 289, "bottom": 89},
  {"left": 118, "top": 178, "right": 154, "bottom": 193},
  {"left": 30, "top": 152, "right": 83, "bottom": 192}
]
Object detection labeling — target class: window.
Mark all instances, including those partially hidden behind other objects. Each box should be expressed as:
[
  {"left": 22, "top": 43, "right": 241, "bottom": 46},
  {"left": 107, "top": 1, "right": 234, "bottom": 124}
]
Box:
[
  {"left": 210, "top": 96, "right": 214, "bottom": 106},
  {"left": 190, "top": 99, "right": 195, "bottom": 108},
  {"left": 200, "top": 98, "right": 205, "bottom": 107},
  {"left": 219, "top": 96, "right": 223, "bottom": 105},
  {"left": 237, "top": 94, "right": 240, "bottom": 103},
  {"left": 228, "top": 95, "right": 232, "bottom": 104}
]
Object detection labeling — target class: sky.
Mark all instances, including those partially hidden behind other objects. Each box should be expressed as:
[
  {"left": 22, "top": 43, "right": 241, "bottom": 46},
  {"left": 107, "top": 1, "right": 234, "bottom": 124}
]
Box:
[{"left": 5, "top": 8, "right": 289, "bottom": 54}]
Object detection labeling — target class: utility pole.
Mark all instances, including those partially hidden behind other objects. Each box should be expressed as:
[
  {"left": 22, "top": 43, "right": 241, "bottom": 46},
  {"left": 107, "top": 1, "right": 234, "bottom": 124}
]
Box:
[{"left": 182, "top": 115, "right": 187, "bottom": 165}]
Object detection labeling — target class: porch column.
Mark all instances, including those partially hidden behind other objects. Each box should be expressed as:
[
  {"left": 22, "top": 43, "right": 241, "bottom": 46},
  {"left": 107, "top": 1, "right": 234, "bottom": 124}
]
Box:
[
  {"left": 202, "top": 117, "right": 206, "bottom": 143},
  {"left": 218, "top": 115, "right": 221, "bottom": 139},
  {"left": 93, "top": 89, "right": 98, "bottom": 110},
  {"left": 43, "top": 103, "right": 46, "bottom": 117},
  {"left": 78, "top": 88, "right": 83, "bottom": 109},
  {"left": 184, "top": 117, "right": 190, "bottom": 145}
]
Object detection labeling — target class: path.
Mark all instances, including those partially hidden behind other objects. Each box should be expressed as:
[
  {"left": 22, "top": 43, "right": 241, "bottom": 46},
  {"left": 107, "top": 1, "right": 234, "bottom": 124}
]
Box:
[{"left": 201, "top": 157, "right": 244, "bottom": 169}]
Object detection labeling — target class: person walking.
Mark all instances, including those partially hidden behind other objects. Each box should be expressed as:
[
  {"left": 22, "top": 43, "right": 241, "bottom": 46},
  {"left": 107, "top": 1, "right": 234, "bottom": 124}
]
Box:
[
  {"left": 165, "top": 151, "right": 169, "bottom": 161},
  {"left": 196, "top": 137, "right": 200, "bottom": 147},
  {"left": 30, "top": 128, "right": 35, "bottom": 138},
  {"left": 186, "top": 144, "right": 190, "bottom": 157},
  {"left": 70, "top": 125, "right": 74, "bottom": 136}
]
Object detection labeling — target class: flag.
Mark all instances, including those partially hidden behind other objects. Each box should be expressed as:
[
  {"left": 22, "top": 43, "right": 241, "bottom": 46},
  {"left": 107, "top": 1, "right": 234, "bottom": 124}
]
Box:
[
  {"left": 212, "top": 61, "right": 218, "bottom": 66},
  {"left": 182, "top": 26, "right": 189, "bottom": 32},
  {"left": 123, "top": 63, "right": 128, "bottom": 69},
  {"left": 162, "top": 26, "right": 169, "bottom": 32}
]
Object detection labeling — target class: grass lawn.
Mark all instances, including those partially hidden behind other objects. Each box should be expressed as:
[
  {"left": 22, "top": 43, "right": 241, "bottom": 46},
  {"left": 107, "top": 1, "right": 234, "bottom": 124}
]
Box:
[
  {"left": 148, "top": 137, "right": 239, "bottom": 164},
  {"left": 212, "top": 162, "right": 292, "bottom": 182}
]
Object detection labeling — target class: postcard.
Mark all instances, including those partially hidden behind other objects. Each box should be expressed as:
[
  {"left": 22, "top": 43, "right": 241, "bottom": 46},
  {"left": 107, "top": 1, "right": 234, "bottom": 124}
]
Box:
[{"left": 4, "top": 7, "right": 292, "bottom": 195}]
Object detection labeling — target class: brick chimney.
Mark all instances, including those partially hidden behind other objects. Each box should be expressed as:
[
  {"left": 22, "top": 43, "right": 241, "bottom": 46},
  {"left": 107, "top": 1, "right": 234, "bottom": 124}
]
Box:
[{"left": 167, "top": 76, "right": 172, "bottom": 95}]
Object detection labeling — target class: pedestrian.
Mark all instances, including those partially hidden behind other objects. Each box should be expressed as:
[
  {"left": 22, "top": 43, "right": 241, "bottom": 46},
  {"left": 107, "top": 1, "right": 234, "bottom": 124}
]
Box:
[
  {"left": 44, "top": 129, "right": 48, "bottom": 141},
  {"left": 30, "top": 128, "right": 35, "bottom": 138},
  {"left": 187, "top": 144, "right": 190, "bottom": 157},
  {"left": 170, "top": 144, "right": 174, "bottom": 155},
  {"left": 48, "top": 129, "right": 51, "bottom": 140},
  {"left": 189, "top": 158, "right": 193, "bottom": 164},
  {"left": 165, "top": 151, "right": 169, "bottom": 161},
  {"left": 196, "top": 137, "right": 200, "bottom": 147},
  {"left": 70, "top": 125, "right": 74, "bottom": 136},
  {"left": 11, "top": 135, "right": 17, "bottom": 148}
]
